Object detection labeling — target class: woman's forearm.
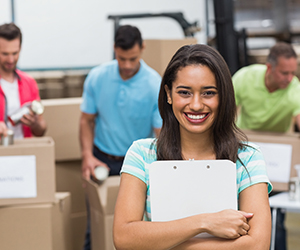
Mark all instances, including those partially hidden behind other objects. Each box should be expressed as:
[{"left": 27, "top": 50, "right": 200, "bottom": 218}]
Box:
[
  {"left": 114, "top": 214, "right": 207, "bottom": 250},
  {"left": 114, "top": 209, "right": 251, "bottom": 250}
]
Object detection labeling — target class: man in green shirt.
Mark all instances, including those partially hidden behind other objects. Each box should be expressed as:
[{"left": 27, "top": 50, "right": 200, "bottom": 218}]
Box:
[
  {"left": 233, "top": 42, "right": 300, "bottom": 250},
  {"left": 233, "top": 42, "right": 300, "bottom": 133}
]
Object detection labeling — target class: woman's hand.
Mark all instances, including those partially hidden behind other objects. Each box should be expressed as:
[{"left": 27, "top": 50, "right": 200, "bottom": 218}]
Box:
[{"left": 203, "top": 209, "right": 253, "bottom": 239}]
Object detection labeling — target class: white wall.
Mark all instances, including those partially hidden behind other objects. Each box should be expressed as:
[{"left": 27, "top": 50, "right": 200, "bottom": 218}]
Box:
[
  {"left": 0, "top": 0, "right": 207, "bottom": 70},
  {"left": 0, "top": 0, "right": 10, "bottom": 21}
]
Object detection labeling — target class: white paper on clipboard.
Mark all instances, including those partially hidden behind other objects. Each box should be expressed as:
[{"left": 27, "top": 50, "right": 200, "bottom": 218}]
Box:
[
  {"left": 254, "top": 142, "right": 292, "bottom": 183},
  {"left": 149, "top": 159, "right": 237, "bottom": 238},
  {"left": 0, "top": 155, "right": 37, "bottom": 199}
]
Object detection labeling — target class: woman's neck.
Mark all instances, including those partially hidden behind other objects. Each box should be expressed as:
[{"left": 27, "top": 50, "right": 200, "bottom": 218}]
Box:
[{"left": 180, "top": 131, "right": 215, "bottom": 161}]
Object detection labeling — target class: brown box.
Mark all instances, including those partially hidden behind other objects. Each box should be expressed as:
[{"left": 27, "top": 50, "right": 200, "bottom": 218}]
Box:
[
  {"left": 244, "top": 130, "right": 300, "bottom": 191},
  {"left": 84, "top": 176, "right": 121, "bottom": 250},
  {"left": 142, "top": 38, "right": 198, "bottom": 76},
  {"left": 52, "top": 192, "right": 73, "bottom": 250},
  {"left": 56, "top": 160, "right": 86, "bottom": 213},
  {"left": 70, "top": 212, "right": 87, "bottom": 250},
  {"left": 0, "top": 137, "right": 56, "bottom": 206},
  {"left": 55, "top": 161, "right": 88, "bottom": 249},
  {"left": 41, "top": 97, "right": 82, "bottom": 161},
  {"left": 0, "top": 192, "right": 72, "bottom": 250}
]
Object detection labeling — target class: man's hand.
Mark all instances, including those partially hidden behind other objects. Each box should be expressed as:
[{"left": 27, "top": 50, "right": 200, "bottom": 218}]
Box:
[
  {"left": 20, "top": 109, "right": 39, "bottom": 127},
  {"left": 81, "top": 154, "right": 109, "bottom": 180},
  {"left": 20, "top": 110, "right": 46, "bottom": 136},
  {"left": 0, "top": 121, "right": 8, "bottom": 136}
]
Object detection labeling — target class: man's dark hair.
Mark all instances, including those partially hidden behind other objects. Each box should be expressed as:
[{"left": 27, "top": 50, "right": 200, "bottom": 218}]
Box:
[
  {"left": 267, "top": 42, "right": 297, "bottom": 66},
  {"left": 114, "top": 25, "right": 142, "bottom": 50},
  {"left": 0, "top": 23, "right": 22, "bottom": 46}
]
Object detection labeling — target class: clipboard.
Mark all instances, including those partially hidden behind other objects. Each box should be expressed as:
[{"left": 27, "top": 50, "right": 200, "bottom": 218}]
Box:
[{"left": 149, "top": 160, "right": 237, "bottom": 222}]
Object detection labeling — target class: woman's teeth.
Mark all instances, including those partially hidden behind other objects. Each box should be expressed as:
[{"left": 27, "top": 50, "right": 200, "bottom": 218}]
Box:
[{"left": 187, "top": 114, "right": 206, "bottom": 119}]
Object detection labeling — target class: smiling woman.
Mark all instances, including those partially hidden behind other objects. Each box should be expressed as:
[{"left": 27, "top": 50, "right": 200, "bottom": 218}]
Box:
[
  {"left": 113, "top": 44, "right": 273, "bottom": 250},
  {"left": 165, "top": 65, "right": 219, "bottom": 144},
  {"left": 157, "top": 44, "right": 243, "bottom": 162}
]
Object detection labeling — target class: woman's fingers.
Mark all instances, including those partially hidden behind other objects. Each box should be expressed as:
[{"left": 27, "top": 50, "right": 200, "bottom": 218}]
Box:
[
  {"left": 239, "top": 227, "right": 248, "bottom": 236},
  {"left": 206, "top": 209, "right": 253, "bottom": 239},
  {"left": 243, "top": 221, "right": 250, "bottom": 232},
  {"left": 238, "top": 210, "right": 254, "bottom": 219},
  {"left": 237, "top": 222, "right": 250, "bottom": 237}
]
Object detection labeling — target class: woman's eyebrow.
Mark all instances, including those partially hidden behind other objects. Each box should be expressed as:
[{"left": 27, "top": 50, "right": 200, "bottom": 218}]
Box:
[
  {"left": 175, "top": 85, "right": 217, "bottom": 90},
  {"left": 176, "top": 85, "right": 191, "bottom": 89},
  {"left": 202, "top": 86, "right": 217, "bottom": 90}
]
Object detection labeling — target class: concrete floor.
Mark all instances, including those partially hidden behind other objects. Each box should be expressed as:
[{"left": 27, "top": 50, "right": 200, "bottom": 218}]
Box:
[{"left": 286, "top": 212, "right": 300, "bottom": 250}]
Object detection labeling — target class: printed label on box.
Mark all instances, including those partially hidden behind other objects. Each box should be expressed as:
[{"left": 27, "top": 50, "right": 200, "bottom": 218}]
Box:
[
  {"left": 0, "top": 155, "right": 37, "bottom": 198},
  {"left": 254, "top": 142, "right": 292, "bottom": 183}
]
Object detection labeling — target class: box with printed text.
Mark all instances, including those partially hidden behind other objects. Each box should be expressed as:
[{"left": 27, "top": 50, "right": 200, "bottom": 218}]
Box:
[{"left": 0, "top": 137, "right": 56, "bottom": 206}]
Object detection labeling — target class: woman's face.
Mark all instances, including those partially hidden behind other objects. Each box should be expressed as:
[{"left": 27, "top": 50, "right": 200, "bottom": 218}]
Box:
[{"left": 165, "top": 65, "right": 219, "bottom": 137}]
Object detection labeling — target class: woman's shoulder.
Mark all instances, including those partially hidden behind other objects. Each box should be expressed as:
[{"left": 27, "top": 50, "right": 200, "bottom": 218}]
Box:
[
  {"left": 122, "top": 138, "right": 157, "bottom": 175},
  {"left": 240, "top": 141, "right": 260, "bottom": 151},
  {"left": 237, "top": 142, "right": 263, "bottom": 162},
  {"left": 131, "top": 138, "right": 157, "bottom": 149},
  {"left": 127, "top": 138, "right": 157, "bottom": 161}
]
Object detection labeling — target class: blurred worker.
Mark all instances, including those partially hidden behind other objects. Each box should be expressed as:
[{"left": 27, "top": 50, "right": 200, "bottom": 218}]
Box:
[
  {"left": 233, "top": 42, "right": 300, "bottom": 250},
  {"left": 233, "top": 42, "right": 300, "bottom": 133},
  {"left": 79, "top": 25, "right": 162, "bottom": 250},
  {"left": 0, "top": 23, "right": 46, "bottom": 139}
]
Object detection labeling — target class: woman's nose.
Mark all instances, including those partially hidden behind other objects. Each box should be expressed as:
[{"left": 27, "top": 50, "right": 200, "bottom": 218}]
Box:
[{"left": 189, "top": 96, "right": 203, "bottom": 111}]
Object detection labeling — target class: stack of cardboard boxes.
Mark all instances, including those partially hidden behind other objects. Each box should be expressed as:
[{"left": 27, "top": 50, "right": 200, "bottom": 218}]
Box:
[
  {"left": 42, "top": 97, "right": 121, "bottom": 250},
  {"left": 27, "top": 70, "right": 88, "bottom": 100},
  {"left": 42, "top": 98, "right": 87, "bottom": 250},
  {"left": 0, "top": 137, "right": 72, "bottom": 250}
]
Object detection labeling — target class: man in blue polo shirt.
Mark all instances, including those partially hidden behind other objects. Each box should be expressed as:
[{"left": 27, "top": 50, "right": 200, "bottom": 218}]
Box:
[{"left": 79, "top": 25, "right": 162, "bottom": 250}]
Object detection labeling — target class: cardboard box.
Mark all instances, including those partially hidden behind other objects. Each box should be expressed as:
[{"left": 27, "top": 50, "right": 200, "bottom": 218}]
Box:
[
  {"left": 70, "top": 212, "right": 87, "bottom": 250},
  {"left": 56, "top": 160, "right": 86, "bottom": 213},
  {"left": 52, "top": 192, "right": 73, "bottom": 250},
  {"left": 244, "top": 130, "right": 300, "bottom": 191},
  {"left": 41, "top": 98, "right": 82, "bottom": 161},
  {"left": 0, "top": 192, "right": 72, "bottom": 250},
  {"left": 84, "top": 176, "right": 121, "bottom": 250},
  {"left": 142, "top": 38, "right": 198, "bottom": 76},
  {"left": 0, "top": 137, "right": 56, "bottom": 206},
  {"left": 55, "top": 161, "right": 88, "bottom": 249}
]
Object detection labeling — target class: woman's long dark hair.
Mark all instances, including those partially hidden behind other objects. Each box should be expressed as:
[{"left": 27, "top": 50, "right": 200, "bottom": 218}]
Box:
[{"left": 156, "top": 44, "right": 247, "bottom": 163}]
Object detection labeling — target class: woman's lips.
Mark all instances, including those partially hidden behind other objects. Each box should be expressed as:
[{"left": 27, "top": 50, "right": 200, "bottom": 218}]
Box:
[{"left": 184, "top": 113, "right": 210, "bottom": 123}]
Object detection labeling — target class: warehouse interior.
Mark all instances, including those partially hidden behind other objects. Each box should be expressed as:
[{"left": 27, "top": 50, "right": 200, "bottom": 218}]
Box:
[{"left": 1, "top": 0, "right": 300, "bottom": 250}]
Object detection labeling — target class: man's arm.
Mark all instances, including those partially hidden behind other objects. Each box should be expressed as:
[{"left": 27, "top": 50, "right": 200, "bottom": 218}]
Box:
[
  {"left": 232, "top": 70, "right": 243, "bottom": 108},
  {"left": 154, "top": 127, "right": 161, "bottom": 138},
  {"left": 21, "top": 110, "right": 47, "bottom": 136},
  {"left": 0, "top": 121, "right": 7, "bottom": 136},
  {"left": 295, "top": 114, "right": 300, "bottom": 132},
  {"left": 79, "top": 112, "right": 108, "bottom": 180}
]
